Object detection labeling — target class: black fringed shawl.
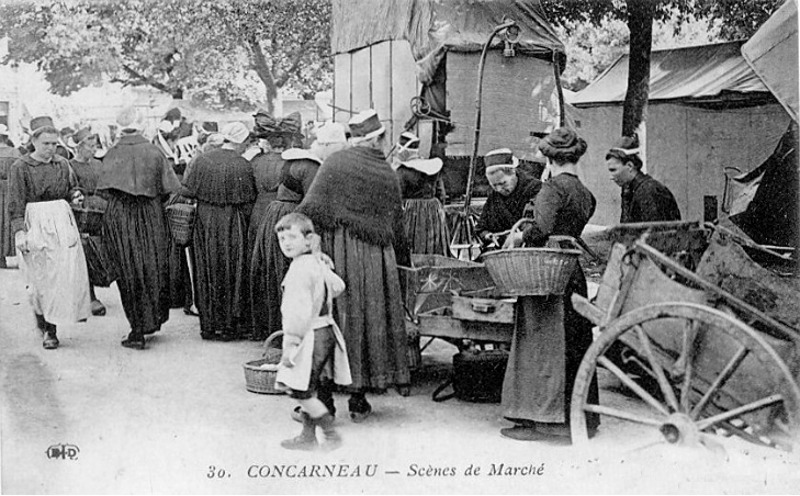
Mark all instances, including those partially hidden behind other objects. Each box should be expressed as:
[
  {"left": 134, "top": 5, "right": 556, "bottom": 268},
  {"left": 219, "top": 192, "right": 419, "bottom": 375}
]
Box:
[
  {"left": 298, "top": 147, "right": 403, "bottom": 247},
  {"left": 182, "top": 148, "right": 256, "bottom": 205}
]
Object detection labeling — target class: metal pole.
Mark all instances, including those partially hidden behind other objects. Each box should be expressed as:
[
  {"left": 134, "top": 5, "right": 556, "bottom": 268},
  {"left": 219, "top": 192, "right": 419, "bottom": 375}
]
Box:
[{"left": 462, "top": 21, "right": 516, "bottom": 241}]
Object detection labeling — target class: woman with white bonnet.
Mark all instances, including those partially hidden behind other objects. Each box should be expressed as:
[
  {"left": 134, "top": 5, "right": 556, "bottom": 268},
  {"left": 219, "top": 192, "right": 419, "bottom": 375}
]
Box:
[
  {"left": 181, "top": 121, "right": 256, "bottom": 341},
  {"left": 391, "top": 131, "right": 449, "bottom": 256},
  {"left": 249, "top": 121, "right": 347, "bottom": 343},
  {"left": 7, "top": 120, "right": 90, "bottom": 349},
  {"left": 97, "top": 106, "right": 181, "bottom": 349}
]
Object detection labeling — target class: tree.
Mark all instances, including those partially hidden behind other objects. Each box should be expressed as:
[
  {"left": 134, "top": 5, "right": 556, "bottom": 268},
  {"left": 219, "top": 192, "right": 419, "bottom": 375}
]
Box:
[{"left": 0, "top": 0, "right": 332, "bottom": 111}]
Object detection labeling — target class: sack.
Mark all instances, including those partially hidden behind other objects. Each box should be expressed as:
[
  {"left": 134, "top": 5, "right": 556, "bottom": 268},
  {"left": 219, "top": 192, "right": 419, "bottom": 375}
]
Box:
[{"left": 432, "top": 349, "right": 508, "bottom": 403}]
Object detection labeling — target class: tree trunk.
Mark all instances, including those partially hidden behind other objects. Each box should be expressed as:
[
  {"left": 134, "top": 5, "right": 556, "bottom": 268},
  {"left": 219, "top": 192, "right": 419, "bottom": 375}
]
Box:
[
  {"left": 250, "top": 38, "right": 278, "bottom": 114},
  {"left": 622, "top": 0, "right": 656, "bottom": 137}
]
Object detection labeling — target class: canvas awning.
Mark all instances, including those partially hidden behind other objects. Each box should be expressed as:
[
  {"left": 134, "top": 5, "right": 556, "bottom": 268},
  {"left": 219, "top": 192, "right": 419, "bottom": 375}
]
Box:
[
  {"left": 571, "top": 41, "right": 772, "bottom": 107},
  {"left": 331, "top": 0, "right": 565, "bottom": 82},
  {"left": 742, "top": 0, "right": 798, "bottom": 122}
]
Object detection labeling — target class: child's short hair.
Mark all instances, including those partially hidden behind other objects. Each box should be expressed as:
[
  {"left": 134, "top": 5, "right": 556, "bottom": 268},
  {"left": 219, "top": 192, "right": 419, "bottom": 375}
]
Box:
[{"left": 275, "top": 212, "right": 315, "bottom": 235}]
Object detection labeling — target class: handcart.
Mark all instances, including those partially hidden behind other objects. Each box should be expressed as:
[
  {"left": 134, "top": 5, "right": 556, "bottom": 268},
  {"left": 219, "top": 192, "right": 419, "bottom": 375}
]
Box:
[{"left": 570, "top": 221, "right": 800, "bottom": 451}]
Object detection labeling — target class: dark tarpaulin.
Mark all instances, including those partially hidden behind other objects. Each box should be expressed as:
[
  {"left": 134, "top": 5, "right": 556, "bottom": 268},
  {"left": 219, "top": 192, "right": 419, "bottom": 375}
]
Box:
[
  {"left": 331, "top": 0, "right": 565, "bottom": 83},
  {"left": 572, "top": 41, "right": 771, "bottom": 107}
]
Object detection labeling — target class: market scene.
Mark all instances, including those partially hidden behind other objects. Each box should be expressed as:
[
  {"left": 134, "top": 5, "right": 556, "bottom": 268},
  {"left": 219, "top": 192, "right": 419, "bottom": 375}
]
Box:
[{"left": 1, "top": 0, "right": 799, "bottom": 494}]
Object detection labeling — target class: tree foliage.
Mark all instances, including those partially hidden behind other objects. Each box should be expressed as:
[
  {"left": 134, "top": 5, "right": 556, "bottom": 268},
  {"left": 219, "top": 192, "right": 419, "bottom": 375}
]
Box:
[{"left": 0, "top": 0, "right": 332, "bottom": 111}]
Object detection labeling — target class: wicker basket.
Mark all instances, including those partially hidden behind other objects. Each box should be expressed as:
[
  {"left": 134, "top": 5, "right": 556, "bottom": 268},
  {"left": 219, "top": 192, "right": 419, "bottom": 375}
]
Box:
[
  {"left": 165, "top": 203, "right": 196, "bottom": 246},
  {"left": 71, "top": 206, "right": 105, "bottom": 236},
  {"left": 482, "top": 247, "right": 580, "bottom": 296},
  {"left": 481, "top": 218, "right": 582, "bottom": 296},
  {"left": 243, "top": 331, "right": 285, "bottom": 394}
]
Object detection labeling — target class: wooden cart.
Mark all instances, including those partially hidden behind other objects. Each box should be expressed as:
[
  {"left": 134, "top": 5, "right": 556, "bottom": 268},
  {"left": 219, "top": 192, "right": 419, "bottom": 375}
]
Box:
[
  {"left": 400, "top": 254, "right": 515, "bottom": 347},
  {"left": 570, "top": 221, "right": 800, "bottom": 451}
]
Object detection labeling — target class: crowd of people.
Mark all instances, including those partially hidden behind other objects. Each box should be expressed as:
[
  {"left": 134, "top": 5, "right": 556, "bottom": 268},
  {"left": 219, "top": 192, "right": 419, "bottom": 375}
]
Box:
[{"left": 0, "top": 103, "right": 681, "bottom": 450}]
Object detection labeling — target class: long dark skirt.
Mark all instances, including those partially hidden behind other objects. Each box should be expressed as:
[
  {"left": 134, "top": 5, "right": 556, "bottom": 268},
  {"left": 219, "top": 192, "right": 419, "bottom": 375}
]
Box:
[
  {"left": 403, "top": 198, "right": 449, "bottom": 256},
  {"left": 82, "top": 234, "right": 116, "bottom": 287},
  {"left": 247, "top": 192, "right": 276, "bottom": 258},
  {"left": 194, "top": 202, "right": 251, "bottom": 339},
  {"left": 501, "top": 266, "right": 600, "bottom": 430},
  {"left": 103, "top": 193, "right": 171, "bottom": 333},
  {"left": 249, "top": 200, "right": 296, "bottom": 341},
  {"left": 323, "top": 226, "right": 410, "bottom": 390}
]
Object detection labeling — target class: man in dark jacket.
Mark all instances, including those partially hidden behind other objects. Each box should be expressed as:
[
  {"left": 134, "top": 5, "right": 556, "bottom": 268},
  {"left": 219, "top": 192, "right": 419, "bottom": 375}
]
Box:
[{"left": 606, "top": 136, "right": 681, "bottom": 223}]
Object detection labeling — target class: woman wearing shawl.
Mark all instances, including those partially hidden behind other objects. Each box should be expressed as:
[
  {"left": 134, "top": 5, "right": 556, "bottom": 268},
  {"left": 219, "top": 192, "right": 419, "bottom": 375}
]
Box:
[
  {"left": 298, "top": 109, "right": 411, "bottom": 421},
  {"left": 97, "top": 107, "right": 181, "bottom": 349},
  {"left": 249, "top": 122, "right": 348, "bottom": 342},
  {"left": 181, "top": 122, "right": 256, "bottom": 341},
  {"left": 500, "top": 128, "right": 600, "bottom": 442},
  {"left": 8, "top": 124, "right": 91, "bottom": 349}
]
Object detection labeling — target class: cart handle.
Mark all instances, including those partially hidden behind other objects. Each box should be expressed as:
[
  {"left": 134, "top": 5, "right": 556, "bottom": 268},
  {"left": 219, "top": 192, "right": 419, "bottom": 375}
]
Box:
[{"left": 633, "top": 239, "right": 800, "bottom": 343}]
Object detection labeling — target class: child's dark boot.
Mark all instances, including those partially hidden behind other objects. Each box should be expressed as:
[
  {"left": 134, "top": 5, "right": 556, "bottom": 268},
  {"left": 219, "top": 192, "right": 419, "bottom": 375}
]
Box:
[
  {"left": 43, "top": 322, "right": 58, "bottom": 350},
  {"left": 281, "top": 413, "right": 318, "bottom": 451}
]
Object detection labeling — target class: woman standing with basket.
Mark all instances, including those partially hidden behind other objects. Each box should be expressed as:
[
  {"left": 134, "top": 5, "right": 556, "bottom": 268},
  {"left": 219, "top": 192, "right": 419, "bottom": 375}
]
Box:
[
  {"left": 97, "top": 107, "right": 181, "bottom": 350},
  {"left": 499, "top": 127, "right": 600, "bottom": 442}
]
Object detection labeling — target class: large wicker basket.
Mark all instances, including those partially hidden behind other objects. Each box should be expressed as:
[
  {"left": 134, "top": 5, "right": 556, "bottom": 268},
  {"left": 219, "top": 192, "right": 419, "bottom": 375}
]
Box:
[
  {"left": 482, "top": 247, "right": 580, "bottom": 296},
  {"left": 243, "top": 331, "right": 285, "bottom": 394},
  {"left": 481, "top": 218, "right": 582, "bottom": 296},
  {"left": 71, "top": 206, "right": 105, "bottom": 236},
  {"left": 165, "top": 203, "right": 196, "bottom": 246}
]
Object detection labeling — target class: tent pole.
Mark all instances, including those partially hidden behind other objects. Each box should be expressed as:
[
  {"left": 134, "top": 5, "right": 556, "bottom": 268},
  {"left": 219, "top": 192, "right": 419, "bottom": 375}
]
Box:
[
  {"left": 553, "top": 51, "right": 565, "bottom": 127},
  {"left": 462, "top": 21, "right": 516, "bottom": 245}
]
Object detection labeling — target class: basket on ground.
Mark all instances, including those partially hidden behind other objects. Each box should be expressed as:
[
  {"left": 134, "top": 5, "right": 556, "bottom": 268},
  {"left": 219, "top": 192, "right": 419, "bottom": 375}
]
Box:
[
  {"left": 243, "top": 331, "right": 284, "bottom": 394},
  {"left": 482, "top": 247, "right": 581, "bottom": 296},
  {"left": 165, "top": 203, "right": 196, "bottom": 246},
  {"left": 71, "top": 206, "right": 105, "bottom": 236}
]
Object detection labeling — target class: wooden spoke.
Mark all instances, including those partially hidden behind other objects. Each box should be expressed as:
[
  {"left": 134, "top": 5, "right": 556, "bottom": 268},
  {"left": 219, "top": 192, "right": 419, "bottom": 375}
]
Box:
[
  {"left": 690, "top": 346, "right": 749, "bottom": 420},
  {"left": 697, "top": 394, "right": 784, "bottom": 431},
  {"left": 598, "top": 356, "right": 670, "bottom": 416},
  {"left": 584, "top": 404, "right": 663, "bottom": 427},
  {"left": 633, "top": 324, "right": 680, "bottom": 412},
  {"left": 679, "top": 321, "right": 697, "bottom": 412}
]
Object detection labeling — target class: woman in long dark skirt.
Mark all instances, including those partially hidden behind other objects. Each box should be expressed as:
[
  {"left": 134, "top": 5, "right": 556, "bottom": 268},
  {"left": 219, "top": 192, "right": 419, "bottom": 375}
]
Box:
[
  {"left": 502, "top": 128, "right": 600, "bottom": 442},
  {"left": 97, "top": 108, "right": 181, "bottom": 350},
  {"left": 249, "top": 122, "right": 348, "bottom": 342},
  {"left": 70, "top": 127, "right": 110, "bottom": 315},
  {"left": 181, "top": 122, "right": 256, "bottom": 341},
  {"left": 0, "top": 127, "right": 20, "bottom": 267},
  {"left": 298, "top": 110, "right": 411, "bottom": 422}
]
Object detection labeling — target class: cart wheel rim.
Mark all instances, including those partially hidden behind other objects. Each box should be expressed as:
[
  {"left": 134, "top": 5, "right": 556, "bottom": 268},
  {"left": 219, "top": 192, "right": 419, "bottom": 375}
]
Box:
[{"left": 570, "top": 302, "right": 800, "bottom": 451}]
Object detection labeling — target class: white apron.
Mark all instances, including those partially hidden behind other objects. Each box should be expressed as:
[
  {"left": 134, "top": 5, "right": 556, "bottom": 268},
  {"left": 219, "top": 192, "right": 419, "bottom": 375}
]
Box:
[
  {"left": 276, "top": 280, "right": 352, "bottom": 392},
  {"left": 18, "top": 200, "right": 91, "bottom": 325}
]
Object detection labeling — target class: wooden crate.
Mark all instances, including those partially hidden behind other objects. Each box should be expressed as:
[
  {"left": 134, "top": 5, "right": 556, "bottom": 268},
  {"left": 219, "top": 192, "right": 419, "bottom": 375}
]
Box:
[{"left": 398, "top": 254, "right": 496, "bottom": 316}]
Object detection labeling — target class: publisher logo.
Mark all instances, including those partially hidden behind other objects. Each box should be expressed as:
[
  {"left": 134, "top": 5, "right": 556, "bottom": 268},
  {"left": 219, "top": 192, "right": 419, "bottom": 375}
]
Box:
[{"left": 46, "top": 444, "right": 80, "bottom": 460}]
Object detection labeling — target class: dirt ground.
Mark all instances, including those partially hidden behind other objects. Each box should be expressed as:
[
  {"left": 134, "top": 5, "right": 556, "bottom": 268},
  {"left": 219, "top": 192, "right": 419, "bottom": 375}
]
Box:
[{"left": 1, "top": 266, "right": 799, "bottom": 495}]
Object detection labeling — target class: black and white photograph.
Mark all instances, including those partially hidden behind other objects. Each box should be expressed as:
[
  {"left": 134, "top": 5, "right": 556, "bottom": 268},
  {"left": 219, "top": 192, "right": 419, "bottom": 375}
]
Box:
[{"left": 1, "top": 0, "right": 799, "bottom": 493}]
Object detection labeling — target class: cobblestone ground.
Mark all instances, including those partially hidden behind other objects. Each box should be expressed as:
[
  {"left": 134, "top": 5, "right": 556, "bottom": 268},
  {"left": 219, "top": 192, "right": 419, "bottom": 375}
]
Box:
[{"left": 1, "top": 267, "right": 799, "bottom": 494}]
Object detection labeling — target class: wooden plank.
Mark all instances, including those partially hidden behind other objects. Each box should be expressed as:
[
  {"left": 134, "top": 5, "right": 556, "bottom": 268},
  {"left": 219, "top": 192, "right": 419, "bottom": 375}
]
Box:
[
  {"left": 333, "top": 53, "right": 351, "bottom": 123},
  {"left": 407, "top": 315, "right": 513, "bottom": 343},
  {"left": 371, "top": 41, "right": 392, "bottom": 133},
  {"left": 351, "top": 48, "right": 371, "bottom": 113},
  {"left": 451, "top": 296, "right": 515, "bottom": 324}
]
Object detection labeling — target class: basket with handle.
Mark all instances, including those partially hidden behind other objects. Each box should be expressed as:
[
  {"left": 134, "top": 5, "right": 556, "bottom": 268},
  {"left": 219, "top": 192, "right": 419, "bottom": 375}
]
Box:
[
  {"left": 165, "top": 202, "right": 195, "bottom": 246},
  {"left": 481, "top": 219, "right": 582, "bottom": 296},
  {"left": 243, "top": 331, "right": 285, "bottom": 394}
]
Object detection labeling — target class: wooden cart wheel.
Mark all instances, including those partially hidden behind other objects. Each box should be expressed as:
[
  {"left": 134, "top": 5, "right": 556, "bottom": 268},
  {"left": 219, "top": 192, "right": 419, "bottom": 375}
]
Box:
[{"left": 571, "top": 303, "right": 800, "bottom": 451}]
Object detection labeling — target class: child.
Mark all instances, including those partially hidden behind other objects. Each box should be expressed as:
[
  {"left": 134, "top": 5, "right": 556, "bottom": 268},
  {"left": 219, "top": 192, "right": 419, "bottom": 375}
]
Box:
[{"left": 274, "top": 212, "right": 351, "bottom": 451}]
